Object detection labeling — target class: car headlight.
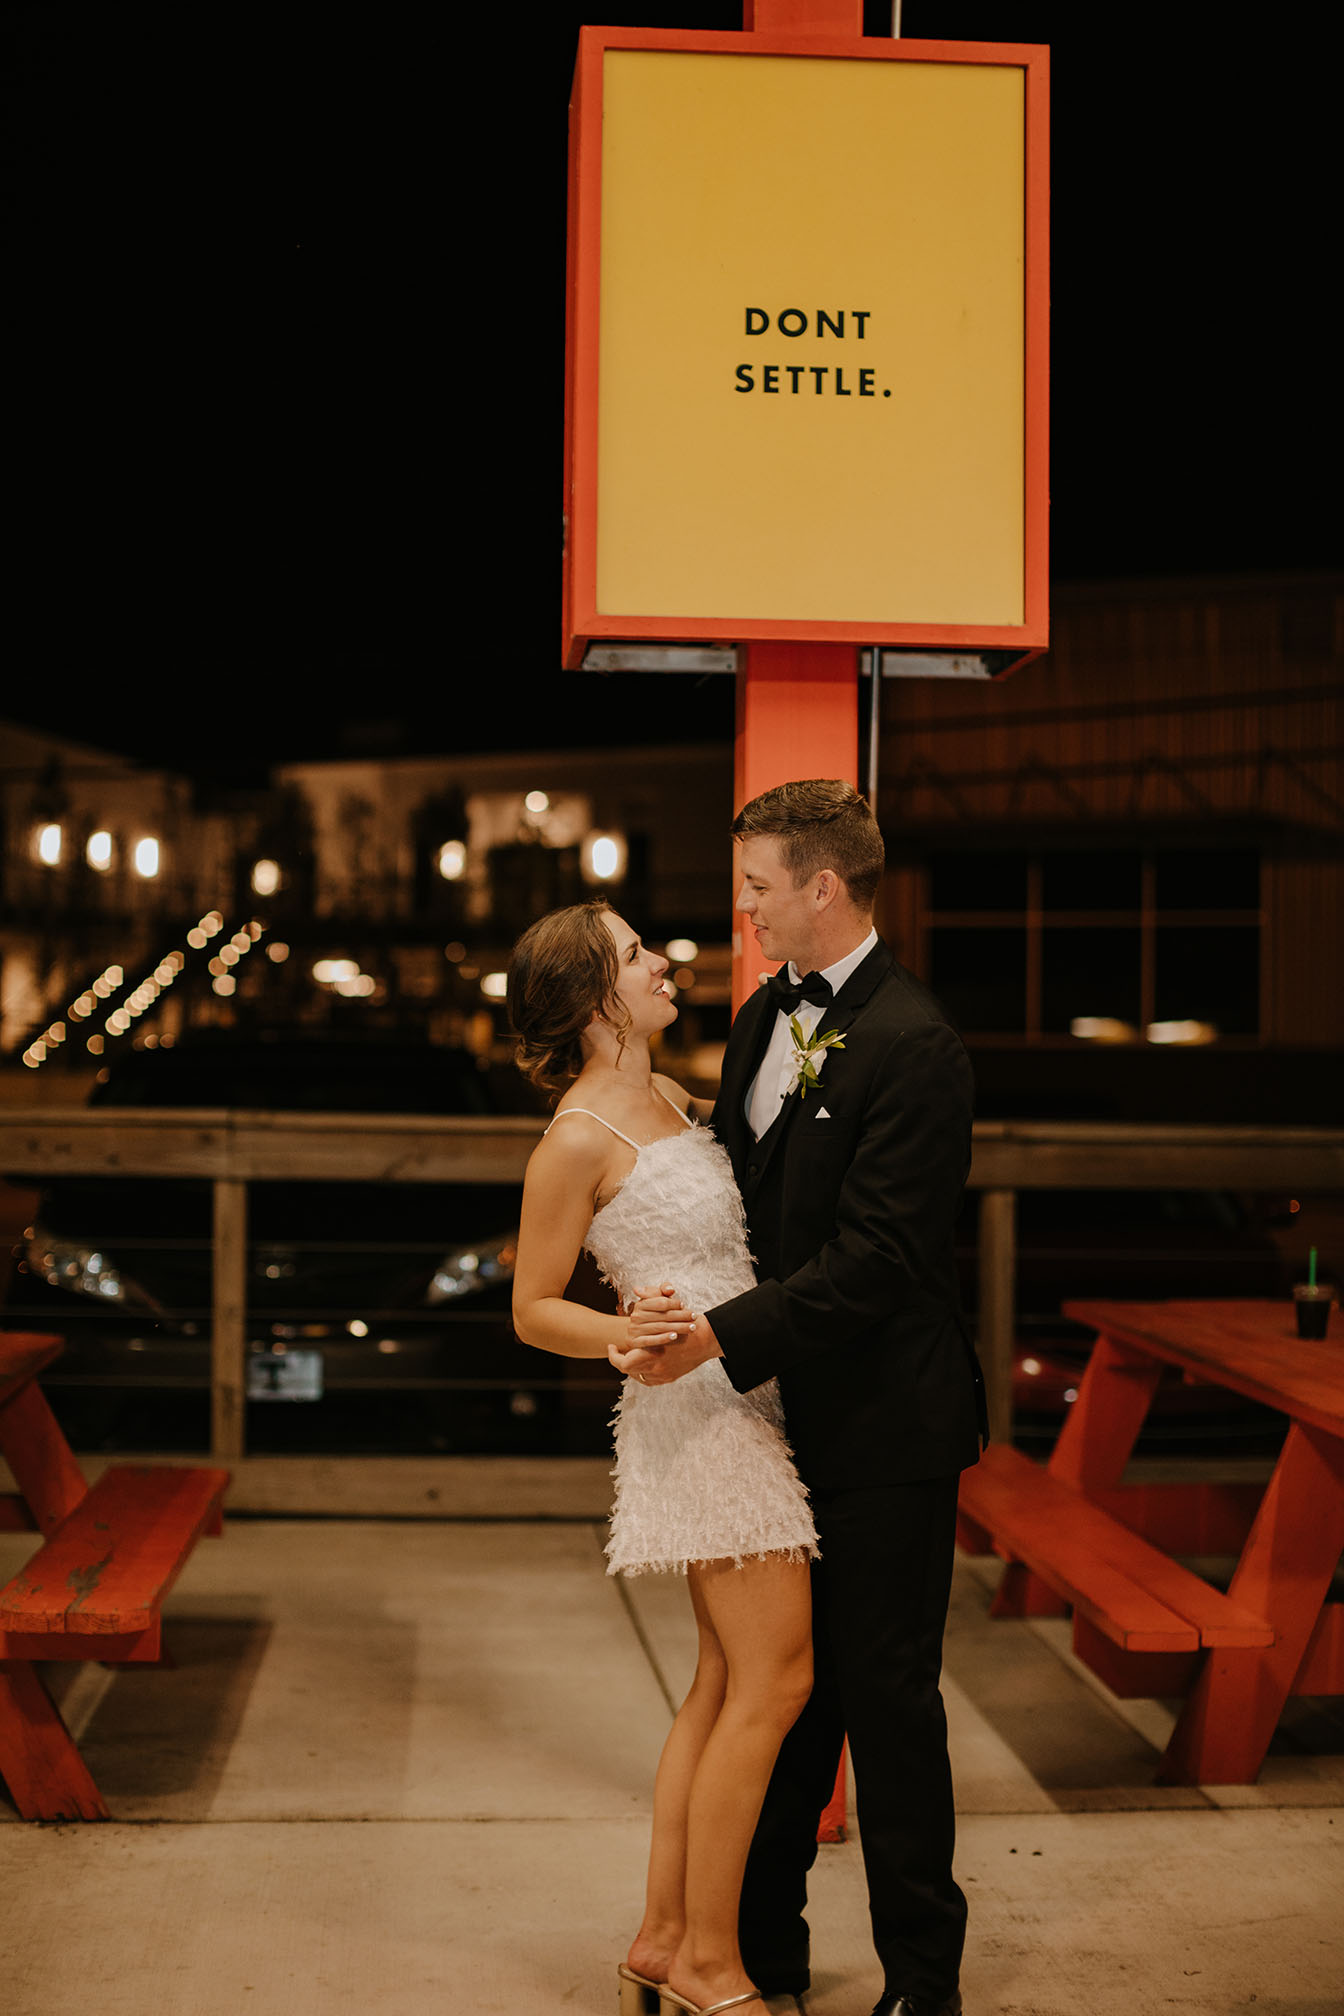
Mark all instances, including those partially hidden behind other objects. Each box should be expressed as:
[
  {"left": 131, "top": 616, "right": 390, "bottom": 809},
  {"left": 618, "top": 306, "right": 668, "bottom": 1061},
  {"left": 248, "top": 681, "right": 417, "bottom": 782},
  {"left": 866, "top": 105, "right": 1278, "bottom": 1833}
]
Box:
[
  {"left": 425, "top": 1232, "right": 518, "bottom": 1304},
  {"left": 26, "top": 1228, "right": 156, "bottom": 1309}
]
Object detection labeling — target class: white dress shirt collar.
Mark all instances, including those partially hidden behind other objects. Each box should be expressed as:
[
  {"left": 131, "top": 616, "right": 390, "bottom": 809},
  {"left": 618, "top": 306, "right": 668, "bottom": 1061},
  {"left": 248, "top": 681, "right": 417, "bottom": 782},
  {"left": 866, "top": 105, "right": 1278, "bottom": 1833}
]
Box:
[
  {"left": 787, "top": 925, "right": 878, "bottom": 1001},
  {"left": 745, "top": 929, "right": 878, "bottom": 1140}
]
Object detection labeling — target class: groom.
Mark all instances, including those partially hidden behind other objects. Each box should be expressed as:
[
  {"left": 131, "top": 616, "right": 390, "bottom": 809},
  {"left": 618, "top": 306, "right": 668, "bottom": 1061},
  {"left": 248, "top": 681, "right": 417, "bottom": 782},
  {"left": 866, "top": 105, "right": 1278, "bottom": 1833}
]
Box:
[{"left": 614, "top": 778, "right": 985, "bottom": 2016}]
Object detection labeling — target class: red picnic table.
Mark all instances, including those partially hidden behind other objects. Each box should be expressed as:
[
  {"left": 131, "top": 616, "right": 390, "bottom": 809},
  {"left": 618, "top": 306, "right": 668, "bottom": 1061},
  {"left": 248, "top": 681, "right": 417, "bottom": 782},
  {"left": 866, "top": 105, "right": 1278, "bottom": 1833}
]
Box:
[
  {"left": 957, "top": 1298, "right": 1344, "bottom": 1785},
  {"left": 0, "top": 1332, "right": 230, "bottom": 1819}
]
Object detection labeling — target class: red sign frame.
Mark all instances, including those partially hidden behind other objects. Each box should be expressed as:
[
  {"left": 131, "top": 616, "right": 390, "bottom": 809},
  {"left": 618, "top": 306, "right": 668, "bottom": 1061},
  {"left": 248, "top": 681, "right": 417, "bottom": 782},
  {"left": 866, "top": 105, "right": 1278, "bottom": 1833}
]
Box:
[{"left": 563, "top": 27, "right": 1049, "bottom": 672}]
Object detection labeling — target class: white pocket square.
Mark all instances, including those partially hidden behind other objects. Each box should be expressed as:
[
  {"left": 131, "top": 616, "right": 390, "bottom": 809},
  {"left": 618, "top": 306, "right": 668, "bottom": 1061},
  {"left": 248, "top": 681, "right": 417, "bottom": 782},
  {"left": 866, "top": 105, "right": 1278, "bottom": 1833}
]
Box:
[{"left": 814, "top": 1106, "right": 831, "bottom": 1119}]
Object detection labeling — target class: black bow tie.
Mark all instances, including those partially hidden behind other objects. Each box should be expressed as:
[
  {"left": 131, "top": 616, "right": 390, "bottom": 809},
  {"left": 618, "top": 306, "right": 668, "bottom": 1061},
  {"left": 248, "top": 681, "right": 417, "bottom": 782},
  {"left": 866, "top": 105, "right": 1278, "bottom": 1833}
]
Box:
[{"left": 766, "top": 969, "right": 833, "bottom": 1016}]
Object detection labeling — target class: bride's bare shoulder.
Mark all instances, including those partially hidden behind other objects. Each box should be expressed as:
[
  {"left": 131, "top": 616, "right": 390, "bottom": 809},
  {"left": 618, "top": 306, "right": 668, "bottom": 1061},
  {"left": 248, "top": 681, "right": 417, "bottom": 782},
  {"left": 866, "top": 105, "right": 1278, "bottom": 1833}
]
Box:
[{"left": 530, "top": 1107, "right": 615, "bottom": 1172}]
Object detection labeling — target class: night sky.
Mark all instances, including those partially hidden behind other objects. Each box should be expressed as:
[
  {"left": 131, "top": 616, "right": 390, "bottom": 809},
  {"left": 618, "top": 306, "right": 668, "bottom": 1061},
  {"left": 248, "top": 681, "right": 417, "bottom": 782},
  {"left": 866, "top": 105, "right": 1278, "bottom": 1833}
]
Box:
[{"left": 6, "top": 3, "right": 1331, "bottom": 776}]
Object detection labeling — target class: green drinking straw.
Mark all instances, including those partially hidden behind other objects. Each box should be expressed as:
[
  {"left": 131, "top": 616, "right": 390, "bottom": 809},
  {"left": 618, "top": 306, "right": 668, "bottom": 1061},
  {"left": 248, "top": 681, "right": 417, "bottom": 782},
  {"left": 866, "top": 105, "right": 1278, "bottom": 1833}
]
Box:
[{"left": 1308, "top": 1245, "right": 1318, "bottom": 1288}]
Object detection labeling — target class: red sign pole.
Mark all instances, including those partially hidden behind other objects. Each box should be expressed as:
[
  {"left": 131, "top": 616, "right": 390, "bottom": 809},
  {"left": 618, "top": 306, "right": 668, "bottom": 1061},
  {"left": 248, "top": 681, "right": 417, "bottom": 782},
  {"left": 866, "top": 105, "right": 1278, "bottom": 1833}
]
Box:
[
  {"left": 733, "top": 8, "right": 865, "bottom": 1822},
  {"left": 731, "top": 0, "right": 864, "bottom": 1014}
]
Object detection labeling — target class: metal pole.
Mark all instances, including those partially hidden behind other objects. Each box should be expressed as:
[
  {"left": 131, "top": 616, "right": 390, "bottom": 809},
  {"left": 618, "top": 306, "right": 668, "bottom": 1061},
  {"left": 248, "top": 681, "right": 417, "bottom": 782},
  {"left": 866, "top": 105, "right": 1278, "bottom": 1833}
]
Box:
[{"left": 872, "top": 7, "right": 901, "bottom": 812}]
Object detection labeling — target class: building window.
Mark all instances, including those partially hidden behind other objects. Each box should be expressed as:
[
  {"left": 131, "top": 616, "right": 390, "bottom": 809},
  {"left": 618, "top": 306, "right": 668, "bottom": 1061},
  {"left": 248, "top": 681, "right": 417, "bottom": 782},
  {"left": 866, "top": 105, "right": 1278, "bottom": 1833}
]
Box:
[{"left": 921, "top": 844, "right": 1262, "bottom": 1041}]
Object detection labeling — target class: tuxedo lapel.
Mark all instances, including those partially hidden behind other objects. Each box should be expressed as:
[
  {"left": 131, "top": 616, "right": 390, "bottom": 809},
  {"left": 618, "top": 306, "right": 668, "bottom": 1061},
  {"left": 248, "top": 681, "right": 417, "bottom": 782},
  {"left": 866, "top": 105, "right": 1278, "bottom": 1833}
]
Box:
[
  {"left": 740, "top": 940, "right": 896, "bottom": 1195},
  {"left": 717, "top": 985, "right": 776, "bottom": 1183},
  {"left": 815, "top": 938, "right": 894, "bottom": 1040}
]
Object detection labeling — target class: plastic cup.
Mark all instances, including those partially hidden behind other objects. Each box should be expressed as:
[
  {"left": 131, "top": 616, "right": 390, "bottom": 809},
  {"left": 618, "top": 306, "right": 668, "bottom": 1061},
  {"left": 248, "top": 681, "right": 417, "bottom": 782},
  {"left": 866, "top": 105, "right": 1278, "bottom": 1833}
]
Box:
[{"left": 1293, "top": 1283, "right": 1333, "bottom": 1340}]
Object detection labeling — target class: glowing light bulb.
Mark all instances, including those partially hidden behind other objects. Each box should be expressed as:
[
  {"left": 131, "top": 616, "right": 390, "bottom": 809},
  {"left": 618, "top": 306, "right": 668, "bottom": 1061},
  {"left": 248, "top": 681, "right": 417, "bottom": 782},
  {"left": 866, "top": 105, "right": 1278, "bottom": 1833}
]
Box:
[{"left": 583, "top": 832, "right": 626, "bottom": 883}]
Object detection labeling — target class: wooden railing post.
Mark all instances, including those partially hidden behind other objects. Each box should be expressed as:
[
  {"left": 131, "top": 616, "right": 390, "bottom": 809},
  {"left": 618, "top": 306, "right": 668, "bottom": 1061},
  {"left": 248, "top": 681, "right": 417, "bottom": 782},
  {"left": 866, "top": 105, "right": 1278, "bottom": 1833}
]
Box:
[
  {"left": 978, "top": 1188, "right": 1017, "bottom": 1445},
  {"left": 211, "top": 1177, "right": 248, "bottom": 1460}
]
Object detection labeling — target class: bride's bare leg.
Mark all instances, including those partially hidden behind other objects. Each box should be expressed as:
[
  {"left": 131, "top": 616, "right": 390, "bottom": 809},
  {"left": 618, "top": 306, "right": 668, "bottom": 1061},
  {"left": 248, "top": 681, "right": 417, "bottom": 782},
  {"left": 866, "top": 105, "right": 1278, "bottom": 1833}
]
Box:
[
  {"left": 627, "top": 1574, "right": 727, "bottom": 1984},
  {"left": 669, "top": 1554, "right": 813, "bottom": 2011}
]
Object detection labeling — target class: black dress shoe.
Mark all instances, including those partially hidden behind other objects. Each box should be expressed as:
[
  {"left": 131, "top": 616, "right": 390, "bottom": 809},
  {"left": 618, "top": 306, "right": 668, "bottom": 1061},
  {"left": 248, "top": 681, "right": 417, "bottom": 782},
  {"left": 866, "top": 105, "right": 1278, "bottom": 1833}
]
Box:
[{"left": 870, "top": 1991, "right": 962, "bottom": 2016}]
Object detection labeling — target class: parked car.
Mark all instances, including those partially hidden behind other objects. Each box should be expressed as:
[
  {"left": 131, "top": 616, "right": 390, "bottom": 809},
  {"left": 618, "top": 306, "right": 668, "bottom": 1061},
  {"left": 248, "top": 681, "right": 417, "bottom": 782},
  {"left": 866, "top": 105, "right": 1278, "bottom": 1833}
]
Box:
[{"left": 3, "top": 1032, "right": 616, "bottom": 1456}]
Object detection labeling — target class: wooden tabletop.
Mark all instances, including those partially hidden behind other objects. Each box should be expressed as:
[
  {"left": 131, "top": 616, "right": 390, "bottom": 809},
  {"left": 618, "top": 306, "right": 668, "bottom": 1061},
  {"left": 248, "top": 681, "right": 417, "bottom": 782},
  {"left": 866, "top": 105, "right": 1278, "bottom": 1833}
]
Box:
[{"left": 1062, "top": 1299, "right": 1344, "bottom": 1440}]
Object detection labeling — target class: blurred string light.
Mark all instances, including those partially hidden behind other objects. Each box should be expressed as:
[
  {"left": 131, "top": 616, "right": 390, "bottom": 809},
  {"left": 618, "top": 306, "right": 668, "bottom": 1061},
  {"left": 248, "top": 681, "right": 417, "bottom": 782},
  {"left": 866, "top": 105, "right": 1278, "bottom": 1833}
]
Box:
[
  {"left": 133, "top": 838, "right": 161, "bottom": 879},
  {"left": 36, "top": 823, "right": 63, "bottom": 866},
  {"left": 251, "top": 859, "right": 281, "bottom": 897},
  {"left": 87, "top": 830, "right": 114, "bottom": 871},
  {"left": 209, "top": 919, "right": 263, "bottom": 996},
  {"left": 23, "top": 910, "right": 264, "bottom": 1069},
  {"left": 665, "top": 938, "right": 698, "bottom": 963},
  {"left": 24, "top": 961, "right": 122, "bottom": 1068},
  {"left": 480, "top": 972, "right": 508, "bottom": 1000},
  {"left": 524, "top": 791, "right": 550, "bottom": 814},
  {"left": 437, "top": 840, "right": 466, "bottom": 881}
]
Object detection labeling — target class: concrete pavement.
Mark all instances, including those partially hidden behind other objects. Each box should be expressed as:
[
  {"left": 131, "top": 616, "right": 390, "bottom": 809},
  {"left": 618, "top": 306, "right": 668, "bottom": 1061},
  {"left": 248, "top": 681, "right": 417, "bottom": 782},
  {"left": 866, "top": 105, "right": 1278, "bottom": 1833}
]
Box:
[{"left": 0, "top": 1461, "right": 1340, "bottom": 2016}]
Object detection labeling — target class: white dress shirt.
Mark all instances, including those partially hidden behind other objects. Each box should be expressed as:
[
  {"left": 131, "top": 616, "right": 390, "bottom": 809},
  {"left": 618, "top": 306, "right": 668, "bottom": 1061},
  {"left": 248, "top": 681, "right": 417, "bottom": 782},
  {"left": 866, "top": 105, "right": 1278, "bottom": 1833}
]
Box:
[{"left": 745, "top": 927, "right": 878, "bottom": 1141}]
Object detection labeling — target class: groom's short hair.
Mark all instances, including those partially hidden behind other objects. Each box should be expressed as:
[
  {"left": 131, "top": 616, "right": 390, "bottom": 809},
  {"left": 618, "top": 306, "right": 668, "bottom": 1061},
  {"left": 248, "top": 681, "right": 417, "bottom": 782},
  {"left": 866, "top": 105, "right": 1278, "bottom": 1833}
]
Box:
[{"left": 732, "top": 778, "right": 884, "bottom": 911}]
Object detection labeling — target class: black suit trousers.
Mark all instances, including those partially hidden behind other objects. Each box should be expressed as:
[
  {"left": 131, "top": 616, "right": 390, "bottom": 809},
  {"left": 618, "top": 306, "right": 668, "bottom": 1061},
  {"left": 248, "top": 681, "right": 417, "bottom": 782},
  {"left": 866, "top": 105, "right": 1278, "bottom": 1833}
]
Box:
[{"left": 739, "top": 1474, "right": 966, "bottom": 2001}]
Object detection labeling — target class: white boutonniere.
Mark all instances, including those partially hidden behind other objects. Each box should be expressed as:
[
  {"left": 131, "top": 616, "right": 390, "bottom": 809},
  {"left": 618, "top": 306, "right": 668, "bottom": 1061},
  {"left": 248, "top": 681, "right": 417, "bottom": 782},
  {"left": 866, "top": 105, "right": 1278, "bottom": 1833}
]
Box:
[{"left": 786, "top": 1015, "right": 845, "bottom": 1098}]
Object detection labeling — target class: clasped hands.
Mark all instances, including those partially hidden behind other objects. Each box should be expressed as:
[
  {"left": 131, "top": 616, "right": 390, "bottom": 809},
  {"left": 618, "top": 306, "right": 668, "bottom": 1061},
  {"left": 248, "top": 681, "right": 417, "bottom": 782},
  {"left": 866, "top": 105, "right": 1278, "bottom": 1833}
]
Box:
[{"left": 609, "top": 1282, "right": 723, "bottom": 1384}]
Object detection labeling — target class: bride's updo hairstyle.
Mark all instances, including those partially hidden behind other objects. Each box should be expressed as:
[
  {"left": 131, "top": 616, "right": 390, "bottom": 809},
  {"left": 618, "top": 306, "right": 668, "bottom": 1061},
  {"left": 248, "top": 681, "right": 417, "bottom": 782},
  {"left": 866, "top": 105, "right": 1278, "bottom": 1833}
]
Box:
[{"left": 508, "top": 901, "right": 633, "bottom": 1097}]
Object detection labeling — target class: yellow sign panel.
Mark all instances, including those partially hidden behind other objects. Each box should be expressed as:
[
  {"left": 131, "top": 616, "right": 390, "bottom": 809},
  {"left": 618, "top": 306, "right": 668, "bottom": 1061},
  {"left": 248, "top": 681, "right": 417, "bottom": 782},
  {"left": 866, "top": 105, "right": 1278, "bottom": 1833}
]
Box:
[{"left": 595, "top": 50, "right": 1026, "bottom": 628}]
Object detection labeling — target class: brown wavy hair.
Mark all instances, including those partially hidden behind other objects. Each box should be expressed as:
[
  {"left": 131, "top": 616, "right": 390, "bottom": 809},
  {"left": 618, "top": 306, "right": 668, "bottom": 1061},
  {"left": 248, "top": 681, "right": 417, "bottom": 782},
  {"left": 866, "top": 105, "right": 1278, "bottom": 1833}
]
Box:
[
  {"left": 731, "top": 777, "right": 884, "bottom": 910},
  {"left": 507, "top": 902, "right": 632, "bottom": 1097}
]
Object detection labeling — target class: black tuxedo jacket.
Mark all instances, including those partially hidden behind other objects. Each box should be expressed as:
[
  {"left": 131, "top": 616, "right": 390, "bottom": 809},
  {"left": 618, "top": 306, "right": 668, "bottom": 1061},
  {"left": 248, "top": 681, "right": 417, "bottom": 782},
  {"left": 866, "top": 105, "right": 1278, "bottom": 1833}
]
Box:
[{"left": 708, "top": 938, "right": 986, "bottom": 1490}]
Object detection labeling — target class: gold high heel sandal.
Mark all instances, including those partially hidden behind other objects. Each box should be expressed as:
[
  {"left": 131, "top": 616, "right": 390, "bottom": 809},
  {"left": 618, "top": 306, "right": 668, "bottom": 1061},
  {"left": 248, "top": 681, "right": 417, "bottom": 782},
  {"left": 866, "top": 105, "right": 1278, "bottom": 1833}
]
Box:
[
  {"left": 618, "top": 1962, "right": 664, "bottom": 2015},
  {"left": 657, "top": 1991, "right": 762, "bottom": 2016}
]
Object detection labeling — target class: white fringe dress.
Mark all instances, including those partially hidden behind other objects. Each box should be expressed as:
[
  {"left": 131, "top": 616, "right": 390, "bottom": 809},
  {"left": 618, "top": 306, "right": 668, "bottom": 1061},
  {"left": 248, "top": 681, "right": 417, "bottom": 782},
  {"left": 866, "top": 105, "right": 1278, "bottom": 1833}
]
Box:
[{"left": 552, "top": 1105, "right": 818, "bottom": 1577}]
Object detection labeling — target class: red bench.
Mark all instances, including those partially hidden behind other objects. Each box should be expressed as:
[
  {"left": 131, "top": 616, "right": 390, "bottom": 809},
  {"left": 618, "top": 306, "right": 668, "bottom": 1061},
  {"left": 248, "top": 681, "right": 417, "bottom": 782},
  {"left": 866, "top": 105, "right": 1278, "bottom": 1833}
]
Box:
[
  {"left": 0, "top": 1331, "right": 229, "bottom": 1819},
  {"left": 957, "top": 1443, "right": 1274, "bottom": 1709}
]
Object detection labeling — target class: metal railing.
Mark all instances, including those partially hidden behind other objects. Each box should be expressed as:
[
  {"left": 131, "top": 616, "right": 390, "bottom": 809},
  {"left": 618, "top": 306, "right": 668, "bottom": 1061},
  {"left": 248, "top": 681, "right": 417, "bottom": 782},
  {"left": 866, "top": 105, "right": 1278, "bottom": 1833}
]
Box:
[{"left": 3, "top": 1108, "right": 1342, "bottom": 1456}]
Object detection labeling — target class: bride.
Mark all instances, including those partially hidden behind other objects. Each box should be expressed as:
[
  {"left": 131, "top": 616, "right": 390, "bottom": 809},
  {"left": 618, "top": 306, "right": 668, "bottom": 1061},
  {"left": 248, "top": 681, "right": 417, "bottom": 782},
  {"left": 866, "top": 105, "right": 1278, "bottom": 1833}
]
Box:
[{"left": 508, "top": 901, "right": 818, "bottom": 2016}]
